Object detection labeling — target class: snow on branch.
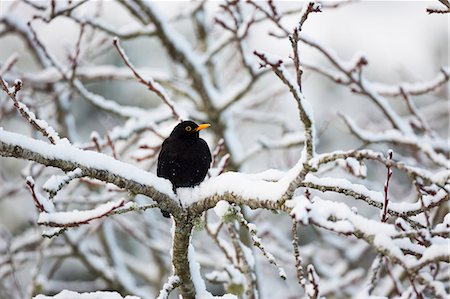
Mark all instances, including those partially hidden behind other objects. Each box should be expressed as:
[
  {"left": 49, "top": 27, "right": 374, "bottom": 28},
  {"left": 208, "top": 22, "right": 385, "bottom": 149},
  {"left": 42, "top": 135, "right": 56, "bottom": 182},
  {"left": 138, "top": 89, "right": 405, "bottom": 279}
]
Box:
[
  {"left": 371, "top": 67, "right": 450, "bottom": 97},
  {"left": 132, "top": 0, "right": 220, "bottom": 107},
  {"left": 305, "top": 264, "right": 320, "bottom": 299},
  {"left": 310, "top": 149, "right": 449, "bottom": 187},
  {"left": 253, "top": 51, "right": 315, "bottom": 160},
  {"left": 0, "top": 75, "right": 61, "bottom": 144},
  {"left": 0, "top": 129, "right": 179, "bottom": 216},
  {"left": 235, "top": 207, "right": 287, "bottom": 280},
  {"left": 341, "top": 115, "right": 449, "bottom": 167},
  {"left": 302, "top": 174, "right": 449, "bottom": 219},
  {"left": 156, "top": 275, "right": 181, "bottom": 299},
  {"left": 26, "top": 176, "right": 55, "bottom": 213},
  {"left": 381, "top": 150, "right": 394, "bottom": 223},
  {"left": 43, "top": 168, "right": 83, "bottom": 198},
  {"left": 297, "top": 1, "right": 322, "bottom": 31},
  {"left": 287, "top": 195, "right": 449, "bottom": 298},
  {"left": 1, "top": 1, "right": 448, "bottom": 298},
  {"left": 426, "top": 0, "right": 450, "bottom": 14},
  {"left": 33, "top": 290, "right": 141, "bottom": 299},
  {"left": 38, "top": 199, "right": 124, "bottom": 227}
]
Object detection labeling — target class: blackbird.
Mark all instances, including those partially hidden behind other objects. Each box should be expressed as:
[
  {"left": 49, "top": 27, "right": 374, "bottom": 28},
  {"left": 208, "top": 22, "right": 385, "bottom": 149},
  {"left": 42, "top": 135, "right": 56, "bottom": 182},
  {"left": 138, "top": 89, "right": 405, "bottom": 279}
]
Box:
[{"left": 157, "top": 121, "right": 212, "bottom": 217}]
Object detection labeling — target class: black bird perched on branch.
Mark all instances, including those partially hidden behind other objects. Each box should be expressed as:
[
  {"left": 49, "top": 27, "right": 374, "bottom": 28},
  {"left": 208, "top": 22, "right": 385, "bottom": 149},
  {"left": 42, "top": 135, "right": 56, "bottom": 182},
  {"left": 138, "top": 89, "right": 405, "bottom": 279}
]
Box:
[{"left": 157, "top": 121, "right": 212, "bottom": 217}]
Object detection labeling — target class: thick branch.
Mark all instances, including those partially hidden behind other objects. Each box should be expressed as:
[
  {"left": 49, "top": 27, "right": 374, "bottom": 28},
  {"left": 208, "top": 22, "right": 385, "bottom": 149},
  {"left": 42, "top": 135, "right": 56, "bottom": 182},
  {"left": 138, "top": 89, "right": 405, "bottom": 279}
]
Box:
[
  {"left": 172, "top": 219, "right": 195, "bottom": 299},
  {"left": 0, "top": 129, "right": 180, "bottom": 217}
]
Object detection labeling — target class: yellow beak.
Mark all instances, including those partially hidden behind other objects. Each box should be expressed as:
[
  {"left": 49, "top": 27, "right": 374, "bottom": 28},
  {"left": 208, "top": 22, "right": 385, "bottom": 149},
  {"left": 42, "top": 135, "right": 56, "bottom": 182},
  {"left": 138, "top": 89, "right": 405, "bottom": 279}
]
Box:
[{"left": 195, "top": 123, "right": 211, "bottom": 132}]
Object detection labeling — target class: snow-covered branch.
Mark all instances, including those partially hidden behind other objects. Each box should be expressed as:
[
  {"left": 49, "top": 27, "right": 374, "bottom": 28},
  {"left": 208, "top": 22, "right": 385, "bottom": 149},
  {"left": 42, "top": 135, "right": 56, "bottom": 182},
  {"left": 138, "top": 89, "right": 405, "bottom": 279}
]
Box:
[
  {"left": 0, "top": 129, "right": 178, "bottom": 216},
  {"left": 0, "top": 1, "right": 448, "bottom": 298}
]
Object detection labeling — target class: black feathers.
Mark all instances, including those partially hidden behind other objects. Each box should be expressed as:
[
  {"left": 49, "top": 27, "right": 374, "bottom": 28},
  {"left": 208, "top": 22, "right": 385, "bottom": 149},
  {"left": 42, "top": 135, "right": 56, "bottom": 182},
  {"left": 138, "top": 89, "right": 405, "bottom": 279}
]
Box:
[{"left": 157, "top": 121, "right": 212, "bottom": 217}]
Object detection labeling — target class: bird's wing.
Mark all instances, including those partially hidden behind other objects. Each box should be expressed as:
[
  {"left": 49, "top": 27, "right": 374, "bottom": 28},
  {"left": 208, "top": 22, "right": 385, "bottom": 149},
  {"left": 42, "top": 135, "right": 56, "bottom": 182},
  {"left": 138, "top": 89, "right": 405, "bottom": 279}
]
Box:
[
  {"left": 157, "top": 138, "right": 170, "bottom": 177},
  {"left": 200, "top": 138, "right": 212, "bottom": 166}
]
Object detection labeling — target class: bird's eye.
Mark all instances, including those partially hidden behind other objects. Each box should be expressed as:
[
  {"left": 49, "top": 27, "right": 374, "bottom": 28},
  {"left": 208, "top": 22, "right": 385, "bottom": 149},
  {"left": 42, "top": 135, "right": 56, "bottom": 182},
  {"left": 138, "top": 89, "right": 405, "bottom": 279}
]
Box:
[{"left": 185, "top": 126, "right": 192, "bottom": 132}]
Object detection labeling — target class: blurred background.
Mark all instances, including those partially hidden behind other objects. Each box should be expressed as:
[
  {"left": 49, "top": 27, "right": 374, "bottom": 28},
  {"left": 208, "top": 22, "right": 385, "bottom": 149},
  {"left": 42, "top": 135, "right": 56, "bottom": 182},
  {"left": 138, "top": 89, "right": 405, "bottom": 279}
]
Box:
[{"left": 0, "top": 1, "right": 448, "bottom": 298}]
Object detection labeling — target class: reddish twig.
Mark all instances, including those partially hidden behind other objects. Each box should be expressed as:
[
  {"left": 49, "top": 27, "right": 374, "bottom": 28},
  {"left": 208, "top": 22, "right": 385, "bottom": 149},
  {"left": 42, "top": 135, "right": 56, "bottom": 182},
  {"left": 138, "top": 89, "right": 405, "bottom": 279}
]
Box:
[
  {"left": 90, "top": 131, "right": 102, "bottom": 152},
  {"left": 415, "top": 182, "right": 431, "bottom": 230},
  {"left": 290, "top": 30, "right": 303, "bottom": 91},
  {"left": 385, "top": 258, "right": 402, "bottom": 296},
  {"left": 408, "top": 276, "right": 424, "bottom": 299},
  {"left": 26, "top": 177, "right": 46, "bottom": 213},
  {"left": 50, "top": 0, "right": 56, "bottom": 18},
  {"left": 381, "top": 149, "right": 393, "bottom": 222},
  {"left": 399, "top": 87, "right": 434, "bottom": 136},
  {"left": 215, "top": 2, "right": 258, "bottom": 76},
  {"left": 298, "top": 2, "right": 322, "bottom": 31},
  {"left": 307, "top": 264, "right": 320, "bottom": 299},
  {"left": 106, "top": 133, "right": 118, "bottom": 160},
  {"left": 69, "top": 23, "right": 85, "bottom": 83},
  {"left": 0, "top": 53, "right": 19, "bottom": 75}
]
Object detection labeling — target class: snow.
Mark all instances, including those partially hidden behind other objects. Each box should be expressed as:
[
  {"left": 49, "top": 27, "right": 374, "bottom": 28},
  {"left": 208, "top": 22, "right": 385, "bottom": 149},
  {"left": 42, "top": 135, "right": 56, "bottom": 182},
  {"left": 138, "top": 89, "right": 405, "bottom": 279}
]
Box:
[
  {"left": 179, "top": 158, "right": 304, "bottom": 207},
  {"left": 287, "top": 195, "right": 311, "bottom": 224},
  {"left": 156, "top": 275, "right": 180, "bottom": 299},
  {"left": 312, "top": 2, "right": 322, "bottom": 12},
  {"left": 410, "top": 244, "right": 449, "bottom": 268},
  {"left": 431, "top": 170, "right": 450, "bottom": 186},
  {"left": 188, "top": 245, "right": 238, "bottom": 299},
  {"left": 26, "top": 176, "right": 56, "bottom": 213},
  {"left": 278, "top": 268, "right": 287, "bottom": 280},
  {"left": 369, "top": 66, "right": 450, "bottom": 96},
  {"left": 9, "top": 229, "right": 40, "bottom": 253},
  {"left": 304, "top": 174, "right": 446, "bottom": 215},
  {"left": 289, "top": 195, "right": 399, "bottom": 237},
  {"left": 305, "top": 264, "right": 320, "bottom": 298},
  {"left": 33, "top": 290, "right": 140, "bottom": 299},
  {"left": 140, "top": 2, "right": 221, "bottom": 107},
  {"left": 240, "top": 242, "right": 256, "bottom": 269},
  {"left": 305, "top": 174, "right": 384, "bottom": 204},
  {"left": 214, "top": 200, "right": 231, "bottom": 218},
  {"left": 338, "top": 157, "right": 367, "bottom": 178},
  {"left": 1, "top": 3, "right": 448, "bottom": 298},
  {"left": 22, "top": 65, "right": 170, "bottom": 85},
  {"left": 38, "top": 200, "right": 124, "bottom": 226},
  {"left": 343, "top": 115, "right": 448, "bottom": 166},
  {"left": 103, "top": 221, "right": 145, "bottom": 296},
  {"left": 422, "top": 189, "right": 449, "bottom": 209},
  {"left": 113, "top": 37, "right": 184, "bottom": 120},
  {"left": 43, "top": 168, "right": 82, "bottom": 195},
  {"left": 435, "top": 213, "right": 450, "bottom": 231},
  {"left": 209, "top": 154, "right": 231, "bottom": 177},
  {"left": 224, "top": 264, "right": 246, "bottom": 286},
  {"left": 373, "top": 234, "right": 405, "bottom": 261},
  {"left": 15, "top": 100, "right": 61, "bottom": 143},
  {"left": 343, "top": 51, "right": 367, "bottom": 72},
  {"left": 0, "top": 129, "right": 175, "bottom": 198}
]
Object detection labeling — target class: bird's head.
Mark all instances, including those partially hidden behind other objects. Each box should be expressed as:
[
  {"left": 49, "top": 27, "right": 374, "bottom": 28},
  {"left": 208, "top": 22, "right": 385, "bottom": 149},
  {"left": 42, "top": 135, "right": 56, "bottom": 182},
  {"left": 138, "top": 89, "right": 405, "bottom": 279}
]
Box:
[{"left": 170, "top": 120, "right": 210, "bottom": 139}]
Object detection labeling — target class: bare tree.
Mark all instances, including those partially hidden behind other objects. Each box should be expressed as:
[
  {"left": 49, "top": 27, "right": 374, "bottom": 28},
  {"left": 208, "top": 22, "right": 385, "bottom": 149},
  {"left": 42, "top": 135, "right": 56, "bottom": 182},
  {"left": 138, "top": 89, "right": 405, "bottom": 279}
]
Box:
[{"left": 0, "top": 1, "right": 448, "bottom": 299}]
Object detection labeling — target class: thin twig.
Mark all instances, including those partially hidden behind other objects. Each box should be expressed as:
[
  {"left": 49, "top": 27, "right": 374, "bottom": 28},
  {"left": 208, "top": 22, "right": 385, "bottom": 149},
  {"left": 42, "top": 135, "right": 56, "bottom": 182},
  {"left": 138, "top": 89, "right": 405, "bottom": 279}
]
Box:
[
  {"left": 381, "top": 150, "right": 393, "bottom": 223},
  {"left": 112, "top": 37, "right": 181, "bottom": 120}
]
